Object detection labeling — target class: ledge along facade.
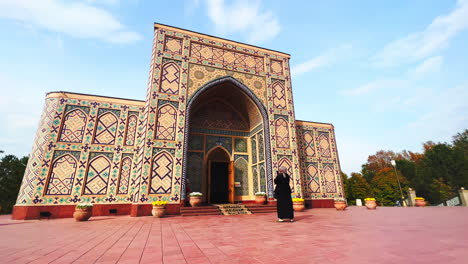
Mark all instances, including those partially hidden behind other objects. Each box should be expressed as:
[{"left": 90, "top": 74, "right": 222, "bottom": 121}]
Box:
[{"left": 13, "top": 24, "right": 344, "bottom": 219}]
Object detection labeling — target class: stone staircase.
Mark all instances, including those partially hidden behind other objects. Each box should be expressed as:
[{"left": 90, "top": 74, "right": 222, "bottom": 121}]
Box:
[
  {"left": 244, "top": 204, "right": 277, "bottom": 214},
  {"left": 180, "top": 205, "right": 222, "bottom": 217},
  {"left": 179, "top": 204, "right": 277, "bottom": 216},
  {"left": 216, "top": 204, "right": 252, "bottom": 215}
]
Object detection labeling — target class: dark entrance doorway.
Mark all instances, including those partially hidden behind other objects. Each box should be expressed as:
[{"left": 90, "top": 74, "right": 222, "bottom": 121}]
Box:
[{"left": 210, "top": 162, "right": 229, "bottom": 203}]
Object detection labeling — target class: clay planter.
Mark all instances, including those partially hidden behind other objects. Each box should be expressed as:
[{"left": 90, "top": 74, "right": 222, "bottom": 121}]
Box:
[
  {"left": 365, "top": 200, "right": 377, "bottom": 210},
  {"left": 255, "top": 195, "right": 266, "bottom": 204},
  {"left": 334, "top": 201, "right": 347, "bottom": 210},
  {"left": 73, "top": 208, "right": 92, "bottom": 221},
  {"left": 189, "top": 196, "right": 202, "bottom": 207},
  {"left": 151, "top": 206, "right": 166, "bottom": 218},
  {"left": 415, "top": 199, "right": 427, "bottom": 207},
  {"left": 293, "top": 202, "right": 305, "bottom": 212}
]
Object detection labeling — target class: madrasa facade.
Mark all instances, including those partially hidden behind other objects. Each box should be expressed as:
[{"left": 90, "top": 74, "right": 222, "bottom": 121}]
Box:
[{"left": 13, "top": 24, "right": 344, "bottom": 219}]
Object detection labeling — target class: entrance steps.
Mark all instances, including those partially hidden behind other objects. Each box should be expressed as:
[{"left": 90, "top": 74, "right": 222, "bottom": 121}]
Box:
[
  {"left": 180, "top": 206, "right": 222, "bottom": 217},
  {"left": 216, "top": 204, "right": 251, "bottom": 215},
  {"left": 244, "top": 204, "right": 277, "bottom": 214}
]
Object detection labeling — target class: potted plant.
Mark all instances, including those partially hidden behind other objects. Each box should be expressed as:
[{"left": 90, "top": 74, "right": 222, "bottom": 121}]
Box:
[
  {"left": 292, "top": 198, "right": 305, "bottom": 212},
  {"left": 334, "top": 198, "right": 347, "bottom": 210},
  {"left": 151, "top": 201, "right": 168, "bottom": 217},
  {"left": 364, "top": 198, "right": 377, "bottom": 210},
  {"left": 255, "top": 192, "right": 267, "bottom": 204},
  {"left": 415, "top": 197, "right": 426, "bottom": 207},
  {"left": 73, "top": 203, "right": 93, "bottom": 221},
  {"left": 189, "top": 192, "right": 203, "bottom": 207}
]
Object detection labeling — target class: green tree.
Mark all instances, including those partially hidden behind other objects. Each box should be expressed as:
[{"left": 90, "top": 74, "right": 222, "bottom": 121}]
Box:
[
  {"left": 371, "top": 167, "right": 409, "bottom": 206},
  {"left": 428, "top": 178, "right": 455, "bottom": 205},
  {"left": 0, "top": 154, "right": 28, "bottom": 214},
  {"left": 345, "top": 173, "right": 373, "bottom": 205}
]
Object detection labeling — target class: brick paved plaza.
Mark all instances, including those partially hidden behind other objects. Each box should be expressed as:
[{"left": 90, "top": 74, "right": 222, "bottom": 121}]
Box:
[{"left": 1, "top": 207, "right": 467, "bottom": 264}]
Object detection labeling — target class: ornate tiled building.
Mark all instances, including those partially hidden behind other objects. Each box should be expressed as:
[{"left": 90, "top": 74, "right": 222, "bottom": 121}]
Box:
[{"left": 13, "top": 24, "right": 344, "bottom": 219}]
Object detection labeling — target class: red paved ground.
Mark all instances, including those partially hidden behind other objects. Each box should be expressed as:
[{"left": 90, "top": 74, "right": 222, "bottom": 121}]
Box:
[{"left": 1, "top": 206, "right": 467, "bottom": 264}]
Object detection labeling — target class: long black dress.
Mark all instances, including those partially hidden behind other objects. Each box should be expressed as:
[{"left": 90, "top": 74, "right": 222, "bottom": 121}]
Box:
[{"left": 274, "top": 172, "right": 294, "bottom": 219}]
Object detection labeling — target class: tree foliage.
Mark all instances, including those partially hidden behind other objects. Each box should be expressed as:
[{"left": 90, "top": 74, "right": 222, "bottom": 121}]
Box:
[
  {"left": 0, "top": 153, "right": 28, "bottom": 214},
  {"left": 345, "top": 129, "right": 467, "bottom": 206}
]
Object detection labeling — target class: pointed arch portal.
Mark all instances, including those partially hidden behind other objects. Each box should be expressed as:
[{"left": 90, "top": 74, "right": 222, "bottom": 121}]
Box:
[{"left": 182, "top": 76, "right": 273, "bottom": 201}]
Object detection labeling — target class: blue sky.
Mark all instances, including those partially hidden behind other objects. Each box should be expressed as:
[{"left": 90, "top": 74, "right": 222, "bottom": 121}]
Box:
[{"left": 0, "top": 0, "right": 467, "bottom": 174}]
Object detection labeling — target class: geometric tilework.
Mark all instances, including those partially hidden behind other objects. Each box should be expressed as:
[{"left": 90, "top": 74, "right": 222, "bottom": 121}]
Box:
[
  {"left": 306, "top": 163, "right": 320, "bottom": 193},
  {"left": 124, "top": 114, "right": 138, "bottom": 146},
  {"left": 190, "top": 42, "right": 264, "bottom": 72},
  {"left": 272, "top": 81, "right": 286, "bottom": 109},
  {"left": 164, "top": 36, "right": 182, "bottom": 55},
  {"left": 270, "top": 59, "right": 284, "bottom": 75},
  {"left": 159, "top": 62, "right": 180, "bottom": 95},
  {"left": 322, "top": 164, "right": 336, "bottom": 193},
  {"left": 117, "top": 156, "right": 132, "bottom": 195},
  {"left": 156, "top": 104, "right": 177, "bottom": 141},
  {"left": 234, "top": 155, "right": 249, "bottom": 196},
  {"left": 187, "top": 152, "right": 203, "bottom": 193},
  {"left": 150, "top": 151, "right": 173, "bottom": 194},
  {"left": 259, "top": 162, "right": 266, "bottom": 193},
  {"left": 58, "top": 109, "right": 87, "bottom": 143},
  {"left": 84, "top": 156, "right": 111, "bottom": 195},
  {"left": 252, "top": 165, "right": 258, "bottom": 193},
  {"left": 93, "top": 112, "right": 118, "bottom": 145},
  {"left": 275, "top": 118, "right": 290, "bottom": 148},
  {"left": 17, "top": 98, "right": 57, "bottom": 204},
  {"left": 257, "top": 132, "right": 265, "bottom": 161},
  {"left": 318, "top": 132, "right": 331, "bottom": 158},
  {"left": 45, "top": 154, "right": 77, "bottom": 195},
  {"left": 303, "top": 131, "right": 315, "bottom": 157}
]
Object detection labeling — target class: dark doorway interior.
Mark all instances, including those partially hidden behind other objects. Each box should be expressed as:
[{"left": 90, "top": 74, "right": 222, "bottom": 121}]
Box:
[{"left": 210, "top": 162, "right": 229, "bottom": 204}]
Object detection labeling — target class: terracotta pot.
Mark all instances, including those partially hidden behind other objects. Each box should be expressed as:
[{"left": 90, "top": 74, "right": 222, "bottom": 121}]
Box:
[
  {"left": 334, "top": 201, "right": 347, "bottom": 210},
  {"left": 293, "top": 202, "right": 305, "bottom": 212},
  {"left": 189, "top": 196, "right": 202, "bottom": 207},
  {"left": 73, "top": 208, "right": 92, "bottom": 221},
  {"left": 365, "top": 200, "right": 377, "bottom": 210},
  {"left": 255, "top": 195, "right": 266, "bottom": 204},
  {"left": 152, "top": 206, "right": 166, "bottom": 217},
  {"left": 415, "top": 200, "right": 426, "bottom": 207}
]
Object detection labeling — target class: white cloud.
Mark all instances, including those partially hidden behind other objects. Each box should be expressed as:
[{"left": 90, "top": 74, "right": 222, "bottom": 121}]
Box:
[
  {"left": 373, "top": 0, "right": 468, "bottom": 67},
  {"left": 204, "top": 0, "right": 280, "bottom": 44},
  {"left": 0, "top": 0, "right": 141, "bottom": 44},
  {"left": 409, "top": 56, "right": 444, "bottom": 78},
  {"left": 291, "top": 45, "right": 352, "bottom": 77},
  {"left": 340, "top": 79, "right": 406, "bottom": 96}
]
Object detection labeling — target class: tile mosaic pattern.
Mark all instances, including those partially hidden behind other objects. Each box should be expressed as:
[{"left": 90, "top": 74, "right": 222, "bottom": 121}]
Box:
[
  {"left": 296, "top": 122, "right": 344, "bottom": 199},
  {"left": 150, "top": 151, "right": 174, "bottom": 194},
  {"left": 188, "top": 64, "right": 267, "bottom": 105},
  {"left": 45, "top": 154, "right": 77, "bottom": 195},
  {"left": 16, "top": 24, "right": 344, "bottom": 209},
  {"left": 159, "top": 62, "right": 180, "bottom": 95},
  {"left": 124, "top": 114, "right": 138, "bottom": 146},
  {"left": 190, "top": 42, "right": 264, "bottom": 72},
  {"left": 58, "top": 109, "right": 87, "bottom": 143},
  {"left": 155, "top": 104, "right": 177, "bottom": 141},
  {"left": 84, "top": 155, "right": 112, "bottom": 195},
  {"left": 234, "top": 155, "right": 249, "bottom": 196},
  {"left": 93, "top": 112, "right": 118, "bottom": 145},
  {"left": 117, "top": 156, "right": 132, "bottom": 195}
]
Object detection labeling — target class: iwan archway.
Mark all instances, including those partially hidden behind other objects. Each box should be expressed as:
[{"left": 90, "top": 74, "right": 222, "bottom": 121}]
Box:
[{"left": 182, "top": 76, "right": 273, "bottom": 203}]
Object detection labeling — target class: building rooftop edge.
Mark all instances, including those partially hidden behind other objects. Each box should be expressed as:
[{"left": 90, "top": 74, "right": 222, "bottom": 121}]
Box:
[
  {"left": 154, "top": 23, "right": 291, "bottom": 58},
  {"left": 46, "top": 91, "right": 145, "bottom": 104},
  {"left": 295, "top": 119, "right": 335, "bottom": 127}
]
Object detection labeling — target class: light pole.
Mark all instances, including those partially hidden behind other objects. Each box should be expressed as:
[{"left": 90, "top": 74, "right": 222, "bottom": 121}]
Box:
[{"left": 391, "top": 160, "right": 406, "bottom": 207}]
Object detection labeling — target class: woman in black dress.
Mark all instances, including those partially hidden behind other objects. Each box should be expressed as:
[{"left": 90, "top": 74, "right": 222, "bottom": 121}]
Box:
[{"left": 274, "top": 167, "right": 294, "bottom": 222}]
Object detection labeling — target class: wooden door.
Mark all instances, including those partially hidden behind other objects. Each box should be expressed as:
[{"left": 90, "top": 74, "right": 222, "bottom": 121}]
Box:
[{"left": 228, "top": 161, "right": 234, "bottom": 203}]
